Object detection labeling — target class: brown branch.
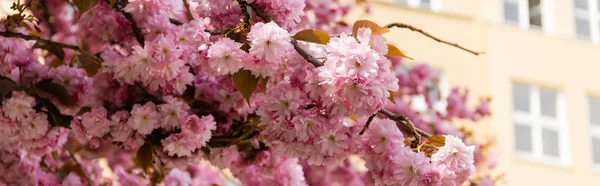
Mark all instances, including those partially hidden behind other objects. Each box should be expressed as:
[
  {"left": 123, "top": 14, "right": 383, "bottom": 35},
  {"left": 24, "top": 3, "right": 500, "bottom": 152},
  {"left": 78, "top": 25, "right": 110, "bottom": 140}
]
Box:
[
  {"left": 0, "top": 31, "right": 102, "bottom": 62},
  {"left": 182, "top": 0, "right": 194, "bottom": 21},
  {"left": 291, "top": 39, "right": 323, "bottom": 67},
  {"left": 244, "top": 2, "right": 272, "bottom": 22},
  {"left": 237, "top": 0, "right": 252, "bottom": 29},
  {"left": 169, "top": 18, "right": 184, "bottom": 26},
  {"left": 40, "top": 0, "right": 56, "bottom": 36},
  {"left": 386, "top": 23, "right": 484, "bottom": 56},
  {"left": 66, "top": 149, "right": 92, "bottom": 186},
  {"left": 359, "top": 114, "right": 376, "bottom": 135},
  {"left": 379, "top": 109, "right": 431, "bottom": 139},
  {"left": 113, "top": 2, "right": 145, "bottom": 47}
]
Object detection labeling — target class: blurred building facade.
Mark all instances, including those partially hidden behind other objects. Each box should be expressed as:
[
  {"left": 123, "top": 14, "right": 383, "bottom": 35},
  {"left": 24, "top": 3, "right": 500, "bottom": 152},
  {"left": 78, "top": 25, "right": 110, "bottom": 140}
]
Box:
[{"left": 348, "top": 0, "right": 600, "bottom": 185}]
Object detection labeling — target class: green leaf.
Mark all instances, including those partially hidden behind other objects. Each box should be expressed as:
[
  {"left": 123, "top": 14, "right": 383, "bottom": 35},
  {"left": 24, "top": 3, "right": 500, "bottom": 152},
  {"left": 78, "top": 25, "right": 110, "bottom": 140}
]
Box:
[
  {"left": 292, "top": 29, "right": 331, "bottom": 44},
  {"left": 73, "top": 0, "right": 100, "bottom": 18},
  {"left": 0, "top": 76, "right": 17, "bottom": 99},
  {"left": 429, "top": 135, "right": 446, "bottom": 148},
  {"left": 59, "top": 162, "right": 86, "bottom": 181},
  {"left": 33, "top": 41, "right": 65, "bottom": 60},
  {"left": 259, "top": 76, "right": 269, "bottom": 92},
  {"left": 40, "top": 99, "right": 73, "bottom": 128},
  {"left": 387, "top": 90, "right": 396, "bottom": 104},
  {"left": 36, "top": 79, "right": 77, "bottom": 106},
  {"left": 52, "top": 151, "right": 59, "bottom": 161},
  {"left": 232, "top": 69, "right": 259, "bottom": 104},
  {"left": 386, "top": 44, "right": 413, "bottom": 60},
  {"left": 352, "top": 20, "right": 389, "bottom": 37},
  {"left": 72, "top": 52, "right": 102, "bottom": 76},
  {"left": 48, "top": 58, "right": 65, "bottom": 68},
  {"left": 75, "top": 107, "right": 91, "bottom": 116},
  {"left": 200, "top": 146, "right": 211, "bottom": 158},
  {"left": 136, "top": 143, "right": 153, "bottom": 173}
]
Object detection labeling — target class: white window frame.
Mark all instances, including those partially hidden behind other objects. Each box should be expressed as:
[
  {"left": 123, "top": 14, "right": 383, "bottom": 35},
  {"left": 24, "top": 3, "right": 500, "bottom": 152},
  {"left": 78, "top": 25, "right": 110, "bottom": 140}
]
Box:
[
  {"left": 574, "top": 0, "right": 600, "bottom": 43},
  {"left": 503, "top": 0, "right": 555, "bottom": 34},
  {"left": 411, "top": 72, "right": 448, "bottom": 114},
  {"left": 396, "top": 0, "right": 442, "bottom": 12},
  {"left": 587, "top": 96, "right": 600, "bottom": 170},
  {"left": 513, "top": 83, "right": 569, "bottom": 166}
]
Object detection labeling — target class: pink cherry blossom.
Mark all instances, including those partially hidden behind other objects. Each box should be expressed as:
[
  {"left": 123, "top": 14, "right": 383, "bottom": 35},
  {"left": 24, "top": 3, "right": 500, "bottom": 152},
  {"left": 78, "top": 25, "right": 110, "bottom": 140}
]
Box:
[
  {"left": 81, "top": 107, "right": 111, "bottom": 137},
  {"left": 206, "top": 38, "right": 246, "bottom": 75},
  {"left": 128, "top": 102, "right": 160, "bottom": 135}
]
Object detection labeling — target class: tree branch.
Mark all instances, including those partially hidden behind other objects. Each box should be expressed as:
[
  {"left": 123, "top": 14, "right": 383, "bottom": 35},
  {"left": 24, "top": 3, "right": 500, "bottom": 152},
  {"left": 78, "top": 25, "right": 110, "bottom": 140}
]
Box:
[
  {"left": 40, "top": 0, "right": 56, "bottom": 36},
  {"left": 0, "top": 31, "right": 102, "bottom": 62},
  {"left": 359, "top": 114, "right": 376, "bottom": 135},
  {"left": 243, "top": 1, "right": 272, "bottom": 22},
  {"left": 386, "top": 23, "right": 484, "bottom": 56},
  {"left": 237, "top": 0, "right": 252, "bottom": 29},
  {"left": 378, "top": 109, "right": 431, "bottom": 139},
  {"left": 291, "top": 39, "right": 323, "bottom": 67},
  {"left": 113, "top": 2, "right": 145, "bottom": 47},
  {"left": 182, "top": 0, "right": 194, "bottom": 21}
]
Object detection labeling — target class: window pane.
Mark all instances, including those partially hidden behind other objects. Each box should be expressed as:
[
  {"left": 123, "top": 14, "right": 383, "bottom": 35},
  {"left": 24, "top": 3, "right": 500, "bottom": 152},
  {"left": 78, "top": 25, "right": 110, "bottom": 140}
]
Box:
[
  {"left": 574, "top": 0, "right": 588, "bottom": 9},
  {"left": 592, "top": 137, "right": 600, "bottom": 164},
  {"left": 542, "top": 128, "right": 560, "bottom": 157},
  {"left": 515, "top": 124, "right": 533, "bottom": 152},
  {"left": 421, "top": 0, "right": 431, "bottom": 7},
  {"left": 589, "top": 96, "right": 600, "bottom": 125},
  {"left": 504, "top": 2, "right": 519, "bottom": 23},
  {"left": 529, "top": 0, "right": 541, "bottom": 7},
  {"left": 575, "top": 17, "right": 591, "bottom": 38},
  {"left": 540, "top": 88, "right": 557, "bottom": 117},
  {"left": 396, "top": 0, "right": 408, "bottom": 4},
  {"left": 513, "top": 83, "right": 530, "bottom": 112},
  {"left": 528, "top": 0, "right": 543, "bottom": 27},
  {"left": 530, "top": 15, "right": 543, "bottom": 27}
]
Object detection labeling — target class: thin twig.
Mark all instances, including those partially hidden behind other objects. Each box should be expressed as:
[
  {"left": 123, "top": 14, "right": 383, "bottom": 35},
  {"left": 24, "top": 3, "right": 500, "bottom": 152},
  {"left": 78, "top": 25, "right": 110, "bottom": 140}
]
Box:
[
  {"left": 244, "top": 2, "right": 272, "bottom": 22},
  {"left": 182, "top": 0, "right": 194, "bottom": 21},
  {"left": 359, "top": 114, "right": 377, "bottom": 135},
  {"left": 386, "top": 23, "right": 484, "bottom": 55},
  {"left": 66, "top": 149, "right": 92, "bottom": 186},
  {"left": 114, "top": 2, "right": 145, "bottom": 46},
  {"left": 135, "top": 83, "right": 164, "bottom": 104},
  {"left": 0, "top": 31, "right": 102, "bottom": 62},
  {"left": 237, "top": 0, "right": 252, "bottom": 29},
  {"left": 378, "top": 109, "right": 431, "bottom": 139},
  {"left": 169, "top": 18, "right": 184, "bottom": 26},
  {"left": 291, "top": 39, "right": 323, "bottom": 67},
  {"left": 40, "top": 0, "right": 56, "bottom": 36}
]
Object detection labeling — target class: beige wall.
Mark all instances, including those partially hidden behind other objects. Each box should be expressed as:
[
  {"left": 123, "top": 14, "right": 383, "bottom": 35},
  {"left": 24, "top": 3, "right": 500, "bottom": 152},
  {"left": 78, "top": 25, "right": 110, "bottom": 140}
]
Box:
[{"left": 351, "top": 0, "right": 600, "bottom": 185}]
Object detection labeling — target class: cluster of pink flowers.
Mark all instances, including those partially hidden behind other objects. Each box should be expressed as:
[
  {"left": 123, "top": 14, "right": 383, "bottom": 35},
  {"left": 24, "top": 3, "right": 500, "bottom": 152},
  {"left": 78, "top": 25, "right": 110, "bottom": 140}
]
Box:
[
  {"left": 248, "top": 0, "right": 306, "bottom": 31},
  {"left": 78, "top": 1, "right": 132, "bottom": 42},
  {"left": 316, "top": 28, "right": 398, "bottom": 117},
  {"left": 101, "top": 19, "right": 209, "bottom": 95},
  {"left": 0, "top": 0, "right": 500, "bottom": 185},
  {"left": 0, "top": 92, "right": 69, "bottom": 155},
  {"left": 210, "top": 147, "right": 307, "bottom": 186},
  {"left": 360, "top": 119, "right": 475, "bottom": 186}
]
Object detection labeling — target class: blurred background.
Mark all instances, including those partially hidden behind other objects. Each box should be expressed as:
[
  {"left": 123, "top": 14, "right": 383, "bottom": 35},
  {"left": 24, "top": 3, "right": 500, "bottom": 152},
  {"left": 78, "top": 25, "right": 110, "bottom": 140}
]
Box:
[
  {"left": 2, "top": 0, "right": 600, "bottom": 185},
  {"left": 346, "top": 0, "right": 600, "bottom": 185}
]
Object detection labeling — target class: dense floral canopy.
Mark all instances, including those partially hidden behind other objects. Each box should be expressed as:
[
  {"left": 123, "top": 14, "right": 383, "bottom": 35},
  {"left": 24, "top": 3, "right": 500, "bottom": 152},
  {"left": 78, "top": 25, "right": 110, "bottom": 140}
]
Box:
[{"left": 0, "top": 0, "right": 500, "bottom": 185}]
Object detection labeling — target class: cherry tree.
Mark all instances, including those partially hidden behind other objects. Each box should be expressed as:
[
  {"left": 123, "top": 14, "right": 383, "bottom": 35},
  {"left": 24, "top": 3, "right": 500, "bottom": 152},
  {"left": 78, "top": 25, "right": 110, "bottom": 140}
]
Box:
[{"left": 0, "top": 0, "right": 501, "bottom": 185}]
